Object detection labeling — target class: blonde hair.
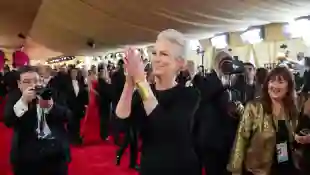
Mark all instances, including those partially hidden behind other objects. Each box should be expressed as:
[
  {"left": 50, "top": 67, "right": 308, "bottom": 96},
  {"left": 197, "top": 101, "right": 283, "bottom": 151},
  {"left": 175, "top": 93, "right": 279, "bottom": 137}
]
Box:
[{"left": 157, "top": 29, "right": 189, "bottom": 60}]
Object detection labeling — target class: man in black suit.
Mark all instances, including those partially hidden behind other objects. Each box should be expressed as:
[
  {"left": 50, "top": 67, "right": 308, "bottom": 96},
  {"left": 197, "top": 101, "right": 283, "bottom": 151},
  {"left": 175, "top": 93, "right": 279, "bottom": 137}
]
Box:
[
  {"left": 97, "top": 64, "right": 112, "bottom": 140},
  {"left": 110, "top": 60, "right": 126, "bottom": 145},
  {"left": 4, "top": 66, "right": 71, "bottom": 175},
  {"left": 194, "top": 51, "right": 242, "bottom": 175},
  {"left": 66, "top": 67, "right": 88, "bottom": 145}
]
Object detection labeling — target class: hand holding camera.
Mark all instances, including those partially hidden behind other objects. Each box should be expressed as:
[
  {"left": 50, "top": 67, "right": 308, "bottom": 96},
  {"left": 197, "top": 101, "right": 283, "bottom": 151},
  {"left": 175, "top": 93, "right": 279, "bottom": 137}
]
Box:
[
  {"left": 227, "top": 101, "right": 243, "bottom": 119},
  {"left": 295, "top": 129, "right": 310, "bottom": 144},
  {"left": 21, "top": 85, "right": 53, "bottom": 108},
  {"left": 35, "top": 85, "right": 53, "bottom": 109},
  {"left": 38, "top": 97, "right": 53, "bottom": 109},
  {"left": 21, "top": 87, "right": 37, "bottom": 104}
]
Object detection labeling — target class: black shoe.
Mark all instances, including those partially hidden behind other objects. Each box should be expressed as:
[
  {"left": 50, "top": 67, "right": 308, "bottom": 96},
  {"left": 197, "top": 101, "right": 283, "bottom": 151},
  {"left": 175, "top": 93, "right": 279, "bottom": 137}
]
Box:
[
  {"left": 114, "top": 141, "right": 121, "bottom": 146},
  {"left": 101, "top": 135, "right": 109, "bottom": 141},
  {"left": 70, "top": 137, "right": 83, "bottom": 145},
  {"left": 115, "top": 155, "right": 120, "bottom": 166},
  {"left": 129, "top": 165, "right": 140, "bottom": 171}
]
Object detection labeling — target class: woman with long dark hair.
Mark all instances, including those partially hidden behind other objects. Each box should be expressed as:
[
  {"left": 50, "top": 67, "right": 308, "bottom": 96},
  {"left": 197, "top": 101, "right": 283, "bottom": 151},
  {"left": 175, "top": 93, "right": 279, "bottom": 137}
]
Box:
[{"left": 228, "top": 67, "right": 300, "bottom": 175}]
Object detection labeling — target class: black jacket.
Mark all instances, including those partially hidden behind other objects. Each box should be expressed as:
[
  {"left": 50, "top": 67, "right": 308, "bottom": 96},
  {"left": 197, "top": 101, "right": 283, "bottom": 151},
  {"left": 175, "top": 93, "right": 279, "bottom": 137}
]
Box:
[
  {"left": 110, "top": 68, "right": 125, "bottom": 110},
  {"left": 97, "top": 78, "right": 112, "bottom": 116},
  {"left": 194, "top": 71, "right": 239, "bottom": 151},
  {"left": 4, "top": 90, "right": 71, "bottom": 164},
  {"left": 65, "top": 78, "right": 88, "bottom": 118}
]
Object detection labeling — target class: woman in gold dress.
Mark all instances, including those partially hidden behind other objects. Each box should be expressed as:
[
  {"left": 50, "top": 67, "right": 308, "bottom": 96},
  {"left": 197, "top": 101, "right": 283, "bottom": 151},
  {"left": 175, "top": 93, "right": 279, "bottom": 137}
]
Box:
[{"left": 228, "top": 67, "right": 300, "bottom": 175}]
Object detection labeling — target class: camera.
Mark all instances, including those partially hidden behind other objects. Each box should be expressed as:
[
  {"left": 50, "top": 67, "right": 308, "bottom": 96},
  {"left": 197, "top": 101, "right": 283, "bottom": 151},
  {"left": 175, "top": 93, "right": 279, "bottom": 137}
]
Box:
[
  {"left": 219, "top": 56, "right": 245, "bottom": 75},
  {"left": 34, "top": 85, "right": 53, "bottom": 100},
  {"left": 280, "top": 44, "right": 288, "bottom": 49},
  {"left": 299, "top": 128, "right": 310, "bottom": 136}
]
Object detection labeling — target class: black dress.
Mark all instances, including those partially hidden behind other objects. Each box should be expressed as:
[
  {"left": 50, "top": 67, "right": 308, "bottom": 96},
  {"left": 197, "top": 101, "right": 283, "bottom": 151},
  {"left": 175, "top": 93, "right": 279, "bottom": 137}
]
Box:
[
  {"left": 131, "top": 84, "right": 201, "bottom": 175},
  {"left": 269, "top": 120, "right": 297, "bottom": 175}
]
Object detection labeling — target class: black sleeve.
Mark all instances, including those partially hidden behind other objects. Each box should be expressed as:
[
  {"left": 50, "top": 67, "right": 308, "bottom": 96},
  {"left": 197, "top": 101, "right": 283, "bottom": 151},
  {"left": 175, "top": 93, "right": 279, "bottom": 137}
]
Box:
[
  {"left": 4, "top": 91, "right": 26, "bottom": 128},
  {"left": 192, "top": 75, "right": 207, "bottom": 97},
  {"left": 98, "top": 80, "right": 113, "bottom": 101},
  {"left": 48, "top": 77, "right": 68, "bottom": 106},
  {"left": 48, "top": 104, "right": 72, "bottom": 123},
  {"left": 82, "top": 87, "right": 89, "bottom": 106},
  {"left": 201, "top": 72, "right": 226, "bottom": 103}
]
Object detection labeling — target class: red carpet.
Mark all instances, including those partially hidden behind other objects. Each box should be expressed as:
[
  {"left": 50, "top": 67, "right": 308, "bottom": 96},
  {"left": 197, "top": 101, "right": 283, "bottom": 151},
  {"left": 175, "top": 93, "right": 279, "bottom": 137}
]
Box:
[
  {"left": 0, "top": 123, "right": 12, "bottom": 175},
  {"left": 0, "top": 123, "right": 138, "bottom": 175}
]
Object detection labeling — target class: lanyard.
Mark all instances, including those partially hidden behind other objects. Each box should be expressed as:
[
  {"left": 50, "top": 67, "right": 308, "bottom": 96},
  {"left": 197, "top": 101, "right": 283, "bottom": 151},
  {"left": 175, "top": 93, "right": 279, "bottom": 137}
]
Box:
[{"left": 39, "top": 108, "right": 46, "bottom": 134}]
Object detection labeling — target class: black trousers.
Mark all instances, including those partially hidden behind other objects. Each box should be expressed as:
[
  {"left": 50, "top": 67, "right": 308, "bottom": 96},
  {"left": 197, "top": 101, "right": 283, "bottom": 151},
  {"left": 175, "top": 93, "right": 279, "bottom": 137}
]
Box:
[
  {"left": 117, "top": 125, "right": 138, "bottom": 167},
  {"left": 111, "top": 113, "right": 122, "bottom": 145},
  {"left": 99, "top": 110, "right": 110, "bottom": 140},
  {"left": 202, "top": 147, "right": 231, "bottom": 175},
  {"left": 67, "top": 111, "right": 83, "bottom": 143},
  {"left": 13, "top": 159, "right": 68, "bottom": 175}
]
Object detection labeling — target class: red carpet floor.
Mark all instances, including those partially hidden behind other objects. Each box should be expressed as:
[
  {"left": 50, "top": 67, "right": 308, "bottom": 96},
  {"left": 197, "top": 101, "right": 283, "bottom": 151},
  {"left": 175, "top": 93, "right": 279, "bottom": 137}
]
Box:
[{"left": 0, "top": 123, "right": 138, "bottom": 175}]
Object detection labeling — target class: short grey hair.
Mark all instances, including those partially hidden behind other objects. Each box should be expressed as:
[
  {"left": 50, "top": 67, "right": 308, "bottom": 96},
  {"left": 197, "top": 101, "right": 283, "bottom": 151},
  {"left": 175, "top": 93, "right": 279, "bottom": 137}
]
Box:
[
  {"left": 213, "top": 50, "right": 232, "bottom": 70},
  {"left": 157, "top": 29, "right": 189, "bottom": 60}
]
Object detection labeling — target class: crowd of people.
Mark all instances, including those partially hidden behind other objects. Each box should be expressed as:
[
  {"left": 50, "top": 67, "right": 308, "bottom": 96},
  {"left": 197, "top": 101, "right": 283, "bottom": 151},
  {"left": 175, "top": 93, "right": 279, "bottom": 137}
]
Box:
[{"left": 1, "top": 29, "right": 310, "bottom": 175}]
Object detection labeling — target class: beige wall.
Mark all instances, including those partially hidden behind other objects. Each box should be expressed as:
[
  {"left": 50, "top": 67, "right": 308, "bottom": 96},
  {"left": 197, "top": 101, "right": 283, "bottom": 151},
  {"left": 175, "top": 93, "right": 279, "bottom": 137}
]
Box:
[
  {"left": 192, "top": 23, "right": 309, "bottom": 68},
  {"left": 3, "top": 23, "right": 306, "bottom": 69}
]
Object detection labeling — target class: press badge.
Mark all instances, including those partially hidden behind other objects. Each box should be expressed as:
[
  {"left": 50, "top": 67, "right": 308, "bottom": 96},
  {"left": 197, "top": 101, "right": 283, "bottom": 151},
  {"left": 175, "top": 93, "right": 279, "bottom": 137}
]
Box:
[{"left": 276, "top": 142, "right": 289, "bottom": 163}]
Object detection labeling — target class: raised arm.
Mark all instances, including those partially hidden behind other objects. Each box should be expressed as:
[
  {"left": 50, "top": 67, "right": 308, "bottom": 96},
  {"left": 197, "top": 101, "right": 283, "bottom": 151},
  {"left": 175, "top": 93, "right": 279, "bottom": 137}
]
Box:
[
  {"left": 4, "top": 92, "right": 26, "bottom": 127},
  {"left": 135, "top": 80, "right": 158, "bottom": 116},
  {"left": 4, "top": 87, "right": 36, "bottom": 127},
  {"left": 115, "top": 78, "right": 135, "bottom": 119}
]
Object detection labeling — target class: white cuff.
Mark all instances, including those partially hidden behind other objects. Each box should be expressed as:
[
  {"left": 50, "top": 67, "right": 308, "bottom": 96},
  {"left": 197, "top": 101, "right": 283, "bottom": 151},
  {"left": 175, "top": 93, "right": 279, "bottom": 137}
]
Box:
[{"left": 13, "top": 98, "right": 28, "bottom": 117}]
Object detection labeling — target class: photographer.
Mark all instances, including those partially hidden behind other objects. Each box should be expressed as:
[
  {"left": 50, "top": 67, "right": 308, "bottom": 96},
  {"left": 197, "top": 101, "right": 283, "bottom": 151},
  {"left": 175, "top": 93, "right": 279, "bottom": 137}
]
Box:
[
  {"left": 195, "top": 51, "right": 243, "bottom": 175},
  {"left": 4, "top": 66, "right": 71, "bottom": 175}
]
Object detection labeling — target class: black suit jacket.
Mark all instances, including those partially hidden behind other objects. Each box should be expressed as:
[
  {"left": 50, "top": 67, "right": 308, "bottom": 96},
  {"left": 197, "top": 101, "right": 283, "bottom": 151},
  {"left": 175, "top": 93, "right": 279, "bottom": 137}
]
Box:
[
  {"left": 3, "top": 70, "right": 18, "bottom": 92},
  {"left": 110, "top": 68, "right": 125, "bottom": 110},
  {"left": 66, "top": 79, "right": 88, "bottom": 118},
  {"left": 97, "top": 78, "right": 112, "bottom": 116},
  {"left": 4, "top": 90, "right": 71, "bottom": 164},
  {"left": 194, "top": 71, "right": 239, "bottom": 152}
]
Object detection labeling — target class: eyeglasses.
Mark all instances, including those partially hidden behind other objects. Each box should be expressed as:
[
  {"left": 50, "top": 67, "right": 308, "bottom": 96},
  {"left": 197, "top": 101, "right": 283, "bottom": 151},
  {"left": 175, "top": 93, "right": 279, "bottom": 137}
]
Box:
[{"left": 21, "top": 79, "right": 38, "bottom": 85}]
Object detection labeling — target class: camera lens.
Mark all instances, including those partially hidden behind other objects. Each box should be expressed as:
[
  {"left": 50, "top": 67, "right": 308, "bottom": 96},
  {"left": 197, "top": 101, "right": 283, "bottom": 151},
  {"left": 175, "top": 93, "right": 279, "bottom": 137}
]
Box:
[{"left": 220, "top": 60, "right": 233, "bottom": 74}]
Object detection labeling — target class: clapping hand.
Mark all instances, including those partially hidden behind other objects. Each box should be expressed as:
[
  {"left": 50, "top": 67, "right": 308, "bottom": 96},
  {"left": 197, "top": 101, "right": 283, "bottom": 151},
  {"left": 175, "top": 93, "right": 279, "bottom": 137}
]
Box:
[{"left": 124, "top": 47, "right": 145, "bottom": 82}]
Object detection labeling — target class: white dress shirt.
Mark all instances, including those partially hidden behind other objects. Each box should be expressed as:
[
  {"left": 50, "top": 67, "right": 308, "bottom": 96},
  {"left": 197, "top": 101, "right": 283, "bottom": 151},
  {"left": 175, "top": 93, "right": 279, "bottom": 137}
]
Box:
[
  {"left": 42, "top": 76, "right": 53, "bottom": 87},
  {"left": 296, "top": 58, "right": 306, "bottom": 76},
  {"left": 13, "top": 98, "right": 53, "bottom": 139},
  {"left": 72, "top": 80, "right": 79, "bottom": 96}
]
